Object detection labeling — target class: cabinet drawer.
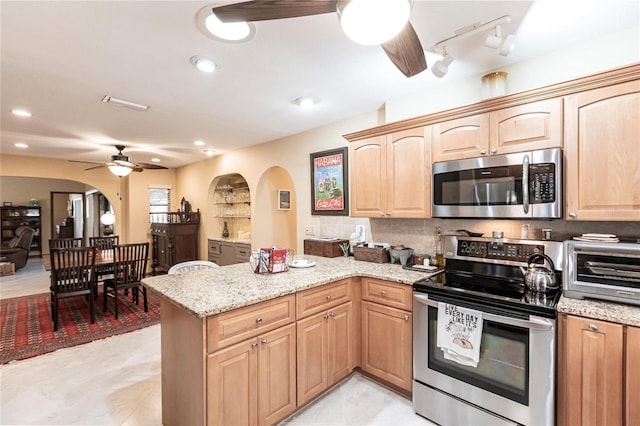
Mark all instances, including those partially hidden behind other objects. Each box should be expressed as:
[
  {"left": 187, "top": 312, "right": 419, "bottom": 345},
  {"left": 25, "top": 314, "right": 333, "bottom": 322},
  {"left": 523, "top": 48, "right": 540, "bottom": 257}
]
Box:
[
  {"left": 235, "top": 243, "right": 251, "bottom": 262},
  {"left": 361, "top": 278, "right": 412, "bottom": 311},
  {"left": 207, "top": 294, "right": 295, "bottom": 352},
  {"left": 208, "top": 240, "right": 222, "bottom": 255},
  {"left": 296, "top": 279, "right": 351, "bottom": 320}
]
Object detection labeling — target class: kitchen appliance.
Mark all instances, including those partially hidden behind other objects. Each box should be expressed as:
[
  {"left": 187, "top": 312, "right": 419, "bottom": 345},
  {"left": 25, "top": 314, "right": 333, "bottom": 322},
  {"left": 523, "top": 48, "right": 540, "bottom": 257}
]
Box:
[
  {"left": 432, "top": 148, "right": 562, "bottom": 219},
  {"left": 413, "top": 235, "right": 562, "bottom": 426},
  {"left": 563, "top": 240, "right": 640, "bottom": 306},
  {"left": 520, "top": 253, "right": 559, "bottom": 293}
]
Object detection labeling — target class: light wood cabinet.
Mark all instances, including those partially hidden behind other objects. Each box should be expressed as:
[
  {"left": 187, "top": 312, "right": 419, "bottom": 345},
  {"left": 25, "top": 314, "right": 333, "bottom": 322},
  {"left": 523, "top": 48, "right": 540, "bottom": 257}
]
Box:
[
  {"left": 431, "top": 98, "right": 563, "bottom": 162},
  {"left": 349, "top": 127, "right": 430, "bottom": 218},
  {"left": 297, "top": 301, "right": 354, "bottom": 406},
  {"left": 625, "top": 326, "right": 640, "bottom": 426},
  {"left": 296, "top": 279, "right": 351, "bottom": 319},
  {"left": 207, "top": 323, "right": 296, "bottom": 426},
  {"left": 565, "top": 80, "right": 640, "bottom": 221},
  {"left": 557, "top": 314, "right": 640, "bottom": 426},
  {"left": 361, "top": 279, "right": 412, "bottom": 392}
]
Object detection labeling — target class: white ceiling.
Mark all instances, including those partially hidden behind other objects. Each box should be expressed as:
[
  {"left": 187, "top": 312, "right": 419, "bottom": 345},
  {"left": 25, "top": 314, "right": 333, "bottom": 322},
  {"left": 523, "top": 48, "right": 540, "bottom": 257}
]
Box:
[{"left": 1, "top": 0, "right": 638, "bottom": 169}]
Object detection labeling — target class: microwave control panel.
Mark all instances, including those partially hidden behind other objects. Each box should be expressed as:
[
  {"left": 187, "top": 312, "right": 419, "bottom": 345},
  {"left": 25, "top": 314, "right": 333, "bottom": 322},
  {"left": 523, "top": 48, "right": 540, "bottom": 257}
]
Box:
[
  {"left": 530, "top": 163, "right": 556, "bottom": 203},
  {"left": 457, "top": 240, "right": 544, "bottom": 262}
]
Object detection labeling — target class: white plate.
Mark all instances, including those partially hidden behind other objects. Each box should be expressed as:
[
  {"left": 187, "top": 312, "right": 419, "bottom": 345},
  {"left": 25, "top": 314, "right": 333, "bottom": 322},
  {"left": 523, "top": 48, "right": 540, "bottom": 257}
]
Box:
[{"left": 288, "top": 259, "right": 316, "bottom": 268}]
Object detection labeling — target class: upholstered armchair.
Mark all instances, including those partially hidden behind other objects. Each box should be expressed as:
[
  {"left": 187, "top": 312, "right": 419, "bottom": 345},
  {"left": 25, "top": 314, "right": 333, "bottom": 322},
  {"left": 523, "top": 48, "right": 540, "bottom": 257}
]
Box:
[{"left": 0, "top": 226, "right": 35, "bottom": 269}]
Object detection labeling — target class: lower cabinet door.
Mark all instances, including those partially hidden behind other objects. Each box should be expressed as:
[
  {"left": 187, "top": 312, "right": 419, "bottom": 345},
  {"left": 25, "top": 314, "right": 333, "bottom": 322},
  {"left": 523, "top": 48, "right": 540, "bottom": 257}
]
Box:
[
  {"left": 297, "top": 311, "right": 328, "bottom": 406},
  {"left": 564, "top": 315, "right": 623, "bottom": 426},
  {"left": 361, "top": 301, "right": 412, "bottom": 391},
  {"left": 207, "top": 339, "right": 258, "bottom": 426},
  {"left": 327, "top": 301, "right": 353, "bottom": 386},
  {"left": 257, "top": 324, "right": 297, "bottom": 426}
]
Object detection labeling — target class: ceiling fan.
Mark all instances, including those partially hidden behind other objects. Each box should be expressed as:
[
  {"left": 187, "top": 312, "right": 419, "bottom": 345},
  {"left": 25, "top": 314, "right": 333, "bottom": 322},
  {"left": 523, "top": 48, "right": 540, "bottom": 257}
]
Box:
[
  {"left": 69, "top": 145, "right": 168, "bottom": 177},
  {"left": 211, "top": 0, "right": 427, "bottom": 77}
]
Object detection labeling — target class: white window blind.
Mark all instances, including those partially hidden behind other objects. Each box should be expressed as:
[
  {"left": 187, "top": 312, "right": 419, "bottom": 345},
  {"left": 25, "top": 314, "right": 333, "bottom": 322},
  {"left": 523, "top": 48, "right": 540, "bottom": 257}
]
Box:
[{"left": 149, "top": 187, "right": 171, "bottom": 223}]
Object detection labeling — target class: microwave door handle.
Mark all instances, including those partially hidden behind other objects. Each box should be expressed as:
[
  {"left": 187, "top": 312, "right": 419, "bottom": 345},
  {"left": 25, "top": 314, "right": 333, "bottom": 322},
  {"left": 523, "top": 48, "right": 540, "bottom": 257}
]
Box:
[
  {"left": 413, "top": 293, "right": 554, "bottom": 330},
  {"left": 522, "top": 154, "right": 530, "bottom": 214}
]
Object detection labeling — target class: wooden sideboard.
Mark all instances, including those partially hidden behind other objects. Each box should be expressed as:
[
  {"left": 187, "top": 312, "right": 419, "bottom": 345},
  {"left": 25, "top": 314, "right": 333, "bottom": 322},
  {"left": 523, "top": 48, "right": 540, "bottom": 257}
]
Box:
[{"left": 150, "top": 211, "right": 199, "bottom": 274}]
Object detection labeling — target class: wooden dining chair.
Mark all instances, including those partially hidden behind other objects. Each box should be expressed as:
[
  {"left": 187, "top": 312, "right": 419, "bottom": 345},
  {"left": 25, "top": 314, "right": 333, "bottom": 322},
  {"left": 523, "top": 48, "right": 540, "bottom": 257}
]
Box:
[
  {"left": 49, "top": 246, "right": 96, "bottom": 331},
  {"left": 49, "top": 237, "right": 83, "bottom": 249},
  {"left": 88, "top": 236, "right": 119, "bottom": 299},
  {"left": 103, "top": 242, "right": 149, "bottom": 319}
]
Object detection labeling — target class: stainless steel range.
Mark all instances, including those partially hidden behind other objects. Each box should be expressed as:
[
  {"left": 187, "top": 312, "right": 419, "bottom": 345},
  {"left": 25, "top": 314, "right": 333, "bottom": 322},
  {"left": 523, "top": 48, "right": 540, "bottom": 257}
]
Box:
[{"left": 412, "top": 235, "right": 563, "bottom": 426}]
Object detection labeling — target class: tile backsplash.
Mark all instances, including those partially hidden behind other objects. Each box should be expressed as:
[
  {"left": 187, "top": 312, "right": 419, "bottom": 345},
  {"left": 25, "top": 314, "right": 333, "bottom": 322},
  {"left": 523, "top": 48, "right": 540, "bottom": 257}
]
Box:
[{"left": 318, "top": 216, "right": 640, "bottom": 258}]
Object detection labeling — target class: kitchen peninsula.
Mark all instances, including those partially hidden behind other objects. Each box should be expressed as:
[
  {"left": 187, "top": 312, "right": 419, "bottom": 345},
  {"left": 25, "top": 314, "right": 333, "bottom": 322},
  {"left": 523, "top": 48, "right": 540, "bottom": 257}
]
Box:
[{"left": 142, "top": 256, "right": 425, "bottom": 426}]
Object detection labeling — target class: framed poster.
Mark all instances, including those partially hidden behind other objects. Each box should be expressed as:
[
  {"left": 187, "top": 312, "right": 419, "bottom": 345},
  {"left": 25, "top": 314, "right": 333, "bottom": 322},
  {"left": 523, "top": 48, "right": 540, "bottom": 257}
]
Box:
[
  {"left": 277, "top": 189, "right": 291, "bottom": 210},
  {"left": 310, "top": 147, "right": 349, "bottom": 216}
]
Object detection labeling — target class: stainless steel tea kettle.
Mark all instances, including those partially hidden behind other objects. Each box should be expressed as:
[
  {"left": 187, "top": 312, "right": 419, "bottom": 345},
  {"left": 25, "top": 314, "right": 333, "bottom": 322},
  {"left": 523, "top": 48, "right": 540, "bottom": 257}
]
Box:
[{"left": 520, "top": 253, "right": 559, "bottom": 293}]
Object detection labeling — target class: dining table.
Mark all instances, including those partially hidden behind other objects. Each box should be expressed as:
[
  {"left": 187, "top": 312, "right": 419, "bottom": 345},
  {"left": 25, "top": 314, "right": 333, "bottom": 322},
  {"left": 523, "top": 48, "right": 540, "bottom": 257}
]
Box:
[{"left": 43, "top": 249, "right": 114, "bottom": 272}]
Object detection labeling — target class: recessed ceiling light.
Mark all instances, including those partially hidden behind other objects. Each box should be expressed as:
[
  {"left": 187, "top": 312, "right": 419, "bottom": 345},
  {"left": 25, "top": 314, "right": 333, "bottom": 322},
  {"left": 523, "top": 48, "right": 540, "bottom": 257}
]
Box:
[
  {"left": 151, "top": 158, "right": 161, "bottom": 163},
  {"left": 14, "top": 143, "right": 29, "bottom": 148},
  {"left": 203, "top": 149, "right": 216, "bottom": 157},
  {"left": 294, "top": 96, "right": 320, "bottom": 109},
  {"left": 194, "top": 140, "right": 205, "bottom": 146},
  {"left": 190, "top": 55, "right": 218, "bottom": 73},
  {"left": 11, "top": 109, "right": 32, "bottom": 117},
  {"left": 195, "top": 6, "right": 255, "bottom": 43}
]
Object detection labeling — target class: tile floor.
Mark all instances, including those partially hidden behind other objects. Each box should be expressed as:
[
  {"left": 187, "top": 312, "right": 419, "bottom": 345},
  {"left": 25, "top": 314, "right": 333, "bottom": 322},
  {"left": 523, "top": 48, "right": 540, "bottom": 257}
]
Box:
[{"left": 0, "top": 257, "right": 435, "bottom": 425}]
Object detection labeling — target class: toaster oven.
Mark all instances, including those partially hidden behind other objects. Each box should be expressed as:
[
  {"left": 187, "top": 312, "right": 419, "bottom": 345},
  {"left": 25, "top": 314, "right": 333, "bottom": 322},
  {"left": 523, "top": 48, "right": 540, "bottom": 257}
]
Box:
[{"left": 563, "top": 240, "right": 640, "bottom": 306}]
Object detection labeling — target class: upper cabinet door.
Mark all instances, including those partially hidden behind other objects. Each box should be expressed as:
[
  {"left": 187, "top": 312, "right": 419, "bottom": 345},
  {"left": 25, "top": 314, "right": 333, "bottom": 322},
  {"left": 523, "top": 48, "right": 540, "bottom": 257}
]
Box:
[
  {"left": 387, "top": 127, "right": 431, "bottom": 218},
  {"left": 565, "top": 80, "right": 640, "bottom": 221},
  {"left": 349, "top": 136, "right": 387, "bottom": 218},
  {"left": 431, "top": 114, "right": 490, "bottom": 162},
  {"left": 490, "top": 98, "right": 563, "bottom": 154}
]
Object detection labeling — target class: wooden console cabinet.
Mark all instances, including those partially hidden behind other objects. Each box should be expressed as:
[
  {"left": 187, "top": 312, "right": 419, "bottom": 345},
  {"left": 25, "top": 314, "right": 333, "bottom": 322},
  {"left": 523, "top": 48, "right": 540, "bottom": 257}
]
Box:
[{"left": 151, "top": 211, "right": 199, "bottom": 274}]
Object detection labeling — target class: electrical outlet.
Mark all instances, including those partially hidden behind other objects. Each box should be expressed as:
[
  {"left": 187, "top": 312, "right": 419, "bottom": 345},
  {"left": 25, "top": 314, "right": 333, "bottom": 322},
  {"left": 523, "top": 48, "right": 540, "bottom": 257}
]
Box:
[{"left": 305, "top": 225, "right": 314, "bottom": 235}]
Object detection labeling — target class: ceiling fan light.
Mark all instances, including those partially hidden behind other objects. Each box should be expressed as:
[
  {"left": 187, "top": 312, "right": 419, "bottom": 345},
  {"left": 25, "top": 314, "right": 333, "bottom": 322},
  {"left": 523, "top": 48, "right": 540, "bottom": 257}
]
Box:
[
  {"left": 100, "top": 212, "right": 116, "bottom": 226},
  {"left": 205, "top": 13, "right": 252, "bottom": 41},
  {"left": 338, "top": 0, "right": 412, "bottom": 46},
  {"left": 108, "top": 164, "right": 133, "bottom": 177}
]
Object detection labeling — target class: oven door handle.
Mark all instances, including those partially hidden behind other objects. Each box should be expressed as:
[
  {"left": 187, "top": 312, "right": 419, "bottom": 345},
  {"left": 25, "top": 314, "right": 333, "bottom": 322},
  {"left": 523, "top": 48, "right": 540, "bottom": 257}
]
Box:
[{"left": 413, "top": 294, "right": 554, "bottom": 330}]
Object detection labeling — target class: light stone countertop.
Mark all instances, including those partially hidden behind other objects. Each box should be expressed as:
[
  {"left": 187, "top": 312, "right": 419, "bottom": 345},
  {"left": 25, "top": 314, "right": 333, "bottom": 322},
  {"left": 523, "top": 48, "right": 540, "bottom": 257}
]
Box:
[
  {"left": 557, "top": 296, "right": 640, "bottom": 327},
  {"left": 142, "top": 256, "right": 431, "bottom": 318}
]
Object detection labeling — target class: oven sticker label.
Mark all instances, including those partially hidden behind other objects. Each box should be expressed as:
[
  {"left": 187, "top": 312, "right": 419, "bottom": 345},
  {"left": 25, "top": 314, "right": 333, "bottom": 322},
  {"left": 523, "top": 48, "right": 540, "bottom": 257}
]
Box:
[{"left": 436, "top": 303, "right": 484, "bottom": 367}]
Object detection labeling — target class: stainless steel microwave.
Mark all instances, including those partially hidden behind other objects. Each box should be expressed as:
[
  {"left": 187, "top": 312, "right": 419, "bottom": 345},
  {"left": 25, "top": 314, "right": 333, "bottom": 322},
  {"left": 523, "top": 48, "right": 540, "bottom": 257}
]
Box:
[{"left": 432, "top": 148, "right": 562, "bottom": 219}]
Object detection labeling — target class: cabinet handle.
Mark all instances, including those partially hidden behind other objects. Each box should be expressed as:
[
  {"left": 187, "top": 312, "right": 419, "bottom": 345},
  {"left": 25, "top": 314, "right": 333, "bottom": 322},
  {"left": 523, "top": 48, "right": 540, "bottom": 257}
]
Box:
[
  {"left": 261, "top": 339, "right": 268, "bottom": 345},
  {"left": 380, "top": 212, "right": 385, "bottom": 217},
  {"left": 480, "top": 150, "right": 487, "bottom": 155},
  {"left": 381, "top": 291, "right": 387, "bottom": 297},
  {"left": 256, "top": 317, "right": 263, "bottom": 324},
  {"left": 324, "top": 314, "right": 329, "bottom": 320},
  {"left": 330, "top": 312, "right": 336, "bottom": 318},
  {"left": 569, "top": 212, "right": 577, "bottom": 218},
  {"left": 326, "top": 295, "right": 332, "bottom": 300},
  {"left": 404, "top": 315, "right": 410, "bottom": 321},
  {"left": 589, "top": 324, "right": 598, "bottom": 331},
  {"left": 490, "top": 148, "right": 497, "bottom": 154},
  {"left": 251, "top": 342, "right": 258, "bottom": 350}
]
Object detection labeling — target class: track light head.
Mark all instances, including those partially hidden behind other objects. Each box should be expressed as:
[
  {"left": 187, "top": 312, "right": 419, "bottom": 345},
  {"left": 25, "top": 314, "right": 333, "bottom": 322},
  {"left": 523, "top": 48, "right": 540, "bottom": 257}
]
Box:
[{"left": 432, "top": 54, "right": 455, "bottom": 78}]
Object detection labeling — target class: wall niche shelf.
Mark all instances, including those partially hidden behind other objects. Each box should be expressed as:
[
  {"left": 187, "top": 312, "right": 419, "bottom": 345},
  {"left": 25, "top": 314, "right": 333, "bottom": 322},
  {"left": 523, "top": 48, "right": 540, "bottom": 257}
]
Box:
[{"left": 212, "top": 173, "right": 251, "bottom": 240}]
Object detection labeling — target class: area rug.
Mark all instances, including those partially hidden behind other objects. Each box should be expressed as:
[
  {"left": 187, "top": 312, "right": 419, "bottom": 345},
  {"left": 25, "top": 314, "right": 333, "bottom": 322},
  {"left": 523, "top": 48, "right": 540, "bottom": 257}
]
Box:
[{"left": 0, "top": 291, "right": 161, "bottom": 364}]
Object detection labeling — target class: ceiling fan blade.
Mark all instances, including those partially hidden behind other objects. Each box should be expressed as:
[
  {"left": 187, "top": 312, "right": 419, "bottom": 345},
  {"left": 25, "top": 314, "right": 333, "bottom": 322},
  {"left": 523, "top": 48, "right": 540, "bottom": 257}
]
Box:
[
  {"left": 131, "top": 167, "right": 144, "bottom": 173},
  {"left": 84, "top": 164, "right": 107, "bottom": 171},
  {"left": 381, "top": 22, "right": 427, "bottom": 78},
  {"left": 69, "top": 159, "right": 104, "bottom": 165},
  {"left": 135, "top": 163, "right": 169, "bottom": 170},
  {"left": 213, "top": 0, "right": 337, "bottom": 22}
]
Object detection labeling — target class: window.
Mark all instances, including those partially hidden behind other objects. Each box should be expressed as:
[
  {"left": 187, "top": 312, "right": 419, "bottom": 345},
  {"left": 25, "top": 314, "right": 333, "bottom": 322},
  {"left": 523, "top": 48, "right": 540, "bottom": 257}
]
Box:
[{"left": 149, "top": 187, "right": 171, "bottom": 223}]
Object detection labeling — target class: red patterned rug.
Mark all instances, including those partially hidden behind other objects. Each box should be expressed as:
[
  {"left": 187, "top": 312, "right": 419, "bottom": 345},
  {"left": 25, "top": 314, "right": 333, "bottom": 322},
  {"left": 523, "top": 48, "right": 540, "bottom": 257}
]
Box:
[{"left": 0, "top": 291, "right": 161, "bottom": 364}]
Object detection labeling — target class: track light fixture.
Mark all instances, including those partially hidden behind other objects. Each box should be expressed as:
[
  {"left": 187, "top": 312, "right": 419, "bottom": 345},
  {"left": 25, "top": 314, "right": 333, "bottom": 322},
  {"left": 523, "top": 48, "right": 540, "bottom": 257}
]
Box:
[
  {"left": 432, "top": 50, "right": 455, "bottom": 78},
  {"left": 484, "top": 24, "right": 515, "bottom": 56}
]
